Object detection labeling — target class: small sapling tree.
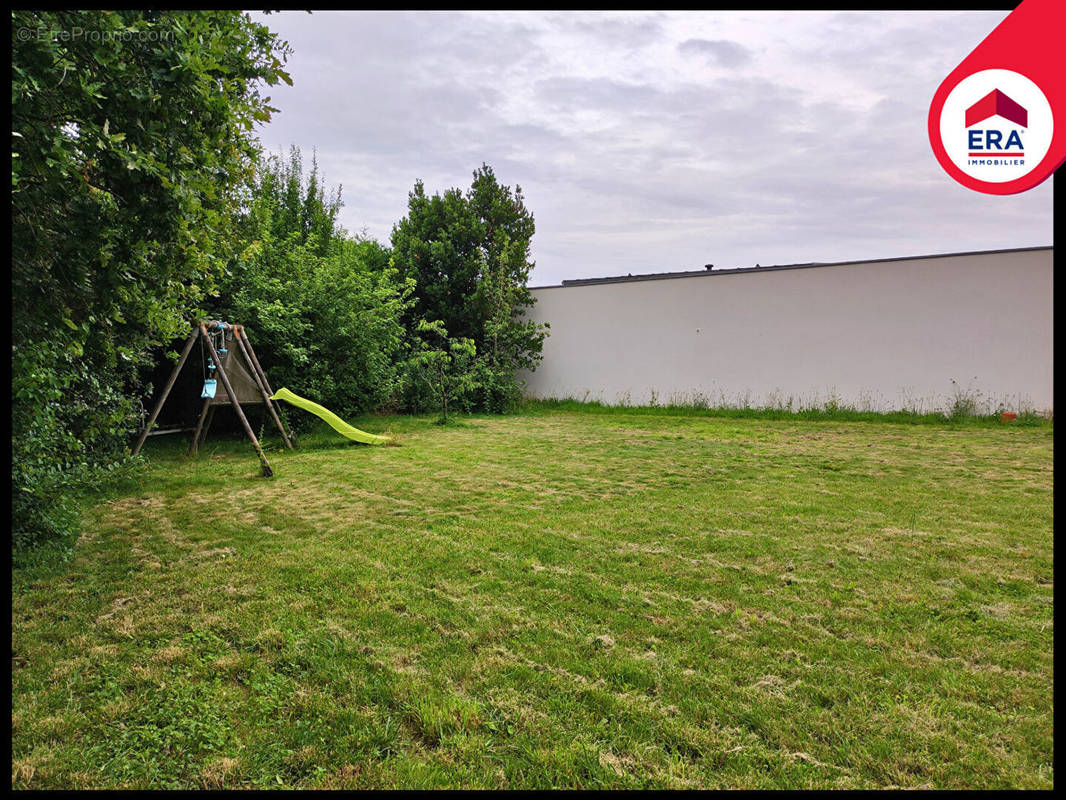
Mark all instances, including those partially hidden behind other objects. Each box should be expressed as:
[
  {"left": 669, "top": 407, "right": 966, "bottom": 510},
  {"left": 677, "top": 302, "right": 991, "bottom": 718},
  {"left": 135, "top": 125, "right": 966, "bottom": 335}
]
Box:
[{"left": 410, "top": 320, "right": 477, "bottom": 424}]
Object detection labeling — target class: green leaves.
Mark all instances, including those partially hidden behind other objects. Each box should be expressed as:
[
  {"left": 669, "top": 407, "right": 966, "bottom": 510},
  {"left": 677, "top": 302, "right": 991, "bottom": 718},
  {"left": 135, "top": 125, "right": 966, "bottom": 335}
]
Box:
[
  {"left": 392, "top": 164, "right": 549, "bottom": 414},
  {"left": 12, "top": 10, "right": 292, "bottom": 547},
  {"left": 408, "top": 319, "right": 478, "bottom": 424},
  {"left": 209, "top": 147, "right": 409, "bottom": 424}
]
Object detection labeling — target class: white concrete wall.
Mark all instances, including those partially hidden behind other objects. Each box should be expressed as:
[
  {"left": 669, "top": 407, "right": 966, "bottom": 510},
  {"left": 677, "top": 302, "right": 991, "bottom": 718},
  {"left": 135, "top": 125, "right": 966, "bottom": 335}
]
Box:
[{"left": 522, "top": 248, "right": 1053, "bottom": 414}]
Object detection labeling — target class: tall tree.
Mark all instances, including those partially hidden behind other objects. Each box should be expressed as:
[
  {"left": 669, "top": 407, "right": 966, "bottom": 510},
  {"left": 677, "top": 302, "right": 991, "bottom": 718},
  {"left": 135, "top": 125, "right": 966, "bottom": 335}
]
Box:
[
  {"left": 391, "top": 164, "right": 548, "bottom": 411},
  {"left": 12, "top": 10, "right": 291, "bottom": 546},
  {"left": 213, "top": 147, "right": 411, "bottom": 420}
]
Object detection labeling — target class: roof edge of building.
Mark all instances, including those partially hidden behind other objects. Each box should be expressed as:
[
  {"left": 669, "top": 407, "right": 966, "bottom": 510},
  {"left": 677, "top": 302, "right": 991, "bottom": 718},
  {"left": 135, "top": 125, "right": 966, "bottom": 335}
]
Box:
[{"left": 529, "top": 245, "right": 1053, "bottom": 289}]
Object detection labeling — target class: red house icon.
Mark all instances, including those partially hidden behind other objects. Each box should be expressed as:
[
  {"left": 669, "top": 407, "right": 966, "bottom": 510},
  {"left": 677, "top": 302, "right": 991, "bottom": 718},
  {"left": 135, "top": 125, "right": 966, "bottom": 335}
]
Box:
[{"left": 965, "top": 89, "right": 1028, "bottom": 128}]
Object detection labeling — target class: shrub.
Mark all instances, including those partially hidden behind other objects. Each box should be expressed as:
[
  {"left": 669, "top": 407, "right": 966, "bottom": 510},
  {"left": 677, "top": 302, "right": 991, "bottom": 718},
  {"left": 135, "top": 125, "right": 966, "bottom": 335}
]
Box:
[{"left": 212, "top": 149, "right": 412, "bottom": 424}]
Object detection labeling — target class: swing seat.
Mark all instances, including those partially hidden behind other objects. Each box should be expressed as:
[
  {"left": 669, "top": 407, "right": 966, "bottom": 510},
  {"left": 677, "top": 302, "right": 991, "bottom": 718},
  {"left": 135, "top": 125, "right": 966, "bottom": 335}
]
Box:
[{"left": 201, "top": 379, "right": 217, "bottom": 399}]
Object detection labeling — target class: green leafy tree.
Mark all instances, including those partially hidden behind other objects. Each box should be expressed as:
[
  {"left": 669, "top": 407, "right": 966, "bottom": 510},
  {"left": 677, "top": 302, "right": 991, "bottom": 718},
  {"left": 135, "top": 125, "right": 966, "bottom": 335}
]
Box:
[
  {"left": 12, "top": 10, "right": 292, "bottom": 547},
  {"left": 407, "top": 320, "right": 478, "bottom": 424},
  {"left": 213, "top": 147, "right": 412, "bottom": 424},
  {"left": 236, "top": 145, "right": 341, "bottom": 257},
  {"left": 390, "top": 164, "right": 549, "bottom": 412}
]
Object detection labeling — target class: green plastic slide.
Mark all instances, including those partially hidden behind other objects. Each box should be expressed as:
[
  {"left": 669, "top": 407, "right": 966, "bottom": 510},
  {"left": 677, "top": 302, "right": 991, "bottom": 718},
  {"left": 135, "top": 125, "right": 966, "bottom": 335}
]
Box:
[{"left": 271, "top": 387, "right": 390, "bottom": 445}]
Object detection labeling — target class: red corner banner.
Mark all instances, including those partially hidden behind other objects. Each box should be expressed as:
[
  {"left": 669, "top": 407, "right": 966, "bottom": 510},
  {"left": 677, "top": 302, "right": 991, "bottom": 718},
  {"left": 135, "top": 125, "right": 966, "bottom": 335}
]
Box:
[{"left": 928, "top": 0, "right": 1065, "bottom": 195}]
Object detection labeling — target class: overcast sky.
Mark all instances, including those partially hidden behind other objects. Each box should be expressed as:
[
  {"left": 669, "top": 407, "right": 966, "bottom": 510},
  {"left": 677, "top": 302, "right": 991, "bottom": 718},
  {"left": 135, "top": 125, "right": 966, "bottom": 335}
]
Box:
[{"left": 249, "top": 10, "right": 1053, "bottom": 287}]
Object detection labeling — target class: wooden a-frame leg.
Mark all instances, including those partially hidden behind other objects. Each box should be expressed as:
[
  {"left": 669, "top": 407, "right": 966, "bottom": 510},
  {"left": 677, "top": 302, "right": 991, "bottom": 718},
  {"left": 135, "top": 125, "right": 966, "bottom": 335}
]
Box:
[
  {"left": 240, "top": 327, "right": 295, "bottom": 446},
  {"left": 198, "top": 406, "right": 216, "bottom": 451},
  {"left": 233, "top": 326, "right": 293, "bottom": 449},
  {"left": 199, "top": 324, "right": 274, "bottom": 478},
  {"left": 132, "top": 327, "right": 199, "bottom": 456},
  {"left": 189, "top": 397, "right": 212, "bottom": 455}
]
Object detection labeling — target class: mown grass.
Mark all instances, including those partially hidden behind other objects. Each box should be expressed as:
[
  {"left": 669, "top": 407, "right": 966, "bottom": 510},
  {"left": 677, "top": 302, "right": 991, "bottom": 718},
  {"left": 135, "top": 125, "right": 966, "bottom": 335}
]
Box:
[{"left": 11, "top": 408, "right": 1053, "bottom": 789}]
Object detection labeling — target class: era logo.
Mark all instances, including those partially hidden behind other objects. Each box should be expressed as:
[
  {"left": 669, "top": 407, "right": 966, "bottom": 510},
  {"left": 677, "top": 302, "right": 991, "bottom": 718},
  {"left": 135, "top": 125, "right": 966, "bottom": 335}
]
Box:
[
  {"left": 928, "top": 0, "right": 1064, "bottom": 194},
  {"left": 936, "top": 69, "right": 1052, "bottom": 184},
  {"left": 966, "top": 89, "right": 1026, "bottom": 154},
  {"left": 968, "top": 128, "right": 1024, "bottom": 151}
]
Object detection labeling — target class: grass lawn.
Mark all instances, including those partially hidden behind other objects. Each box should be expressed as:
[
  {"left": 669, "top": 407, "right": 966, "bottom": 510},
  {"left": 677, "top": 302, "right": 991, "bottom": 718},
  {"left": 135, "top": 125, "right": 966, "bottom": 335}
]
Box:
[{"left": 11, "top": 407, "right": 1053, "bottom": 789}]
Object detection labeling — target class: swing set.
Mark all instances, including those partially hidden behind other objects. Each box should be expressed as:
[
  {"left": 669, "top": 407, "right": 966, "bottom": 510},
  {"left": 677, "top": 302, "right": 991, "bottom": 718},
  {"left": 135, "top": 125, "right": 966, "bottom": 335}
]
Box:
[
  {"left": 132, "top": 321, "right": 391, "bottom": 476},
  {"left": 132, "top": 321, "right": 290, "bottom": 476}
]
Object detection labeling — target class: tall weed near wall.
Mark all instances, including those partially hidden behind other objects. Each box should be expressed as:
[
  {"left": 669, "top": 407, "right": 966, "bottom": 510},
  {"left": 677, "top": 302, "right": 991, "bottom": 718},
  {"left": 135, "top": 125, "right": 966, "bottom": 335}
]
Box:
[{"left": 523, "top": 395, "right": 1050, "bottom": 426}]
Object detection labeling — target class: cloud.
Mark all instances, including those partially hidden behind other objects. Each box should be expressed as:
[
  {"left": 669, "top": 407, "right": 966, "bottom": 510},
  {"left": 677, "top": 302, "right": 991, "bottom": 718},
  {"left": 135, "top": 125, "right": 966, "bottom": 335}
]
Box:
[
  {"left": 678, "top": 38, "right": 752, "bottom": 68},
  {"left": 249, "top": 10, "right": 1052, "bottom": 286}
]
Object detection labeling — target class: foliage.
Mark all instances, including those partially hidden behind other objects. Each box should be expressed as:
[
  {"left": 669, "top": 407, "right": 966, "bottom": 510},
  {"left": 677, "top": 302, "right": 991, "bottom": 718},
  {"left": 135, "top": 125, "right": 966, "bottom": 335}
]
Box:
[
  {"left": 211, "top": 147, "right": 412, "bottom": 426},
  {"left": 390, "top": 164, "right": 549, "bottom": 413},
  {"left": 405, "top": 320, "right": 478, "bottom": 423},
  {"left": 235, "top": 145, "right": 341, "bottom": 257},
  {"left": 11, "top": 9, "right": 292, "bottom": 546},
  {"left": 10, "top": 10, "right": 547, "bottom": 550}
]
